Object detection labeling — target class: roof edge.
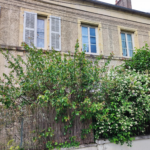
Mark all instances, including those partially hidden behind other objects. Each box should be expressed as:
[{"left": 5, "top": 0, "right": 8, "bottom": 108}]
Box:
[{"left": 85, "top": 0, "right": 150, "bottom": 17}]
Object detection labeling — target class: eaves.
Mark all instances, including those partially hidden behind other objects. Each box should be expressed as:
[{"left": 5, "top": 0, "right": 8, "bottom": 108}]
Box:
[{"left": 84, "top": 0, "right": 150, "bottom": 18}]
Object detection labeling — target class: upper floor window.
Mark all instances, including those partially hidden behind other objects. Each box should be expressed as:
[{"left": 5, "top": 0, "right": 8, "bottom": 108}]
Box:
[
  {"left": 82, "top": 26, "right": 97, "bottom": 54},
  {"left": 23, "top": 12, "right": 61, "bottom": 51},
  {"left": 121, "top": 32, "right": 134, "bottom": 57}
]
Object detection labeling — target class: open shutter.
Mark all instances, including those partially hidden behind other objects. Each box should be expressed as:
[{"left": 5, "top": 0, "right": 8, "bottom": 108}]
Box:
[
  {"left": 50, "top": 16, "right": 61, "bottom": 51},
  {"left": 23, "top": 12, "right": 37, "bottom": 47}
]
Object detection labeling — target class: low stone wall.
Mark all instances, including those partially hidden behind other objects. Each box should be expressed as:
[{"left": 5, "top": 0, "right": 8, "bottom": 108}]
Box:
[{"left": 61, "top": 135, "right": 150, "bottom": 150}]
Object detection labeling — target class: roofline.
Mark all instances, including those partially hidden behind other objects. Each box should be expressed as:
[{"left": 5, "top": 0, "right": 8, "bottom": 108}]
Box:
[{"left": 85, "top": 0, "right": 150, "bottom": 17}]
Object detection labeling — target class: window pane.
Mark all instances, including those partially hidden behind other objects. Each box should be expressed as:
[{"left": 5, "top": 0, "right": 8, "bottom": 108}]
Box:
[
  {"left": 122, "top": 40, "right": 127, "bottom": 56},
  {"left": 37, "top": 19, "right": 45, "bottom": 48},
  {"left": 127, "top": 34, "right": 133, "bottom": 57},
  {"left": 121, "top": 33, "right": 128, "bottom": 56},
  {"left": 129, "top": 50, "right": 133, "bottom": 57},
  {"left": 91, "top": 45, "right": 97, "bottom": 53},
  {"left": 90, "top": 37, "right": 96, "bottom": 44},
  {"left": 90, "top": 28, "right": 95, "bottom": 36},
  {"left": 37, "top": 19, "right": 44, "bottom": 29},
  {"left": 82, "top": 27, "right": 88, "bottom": 36},
  {"left": 37, "top": 38, "right": 44, "bottom": 48},
  {"left": 127, "top": 34, "right": 132, "bottom": 42},
  {"left": 37, "top": 29, "right": 44, "bottom": 39},
  {"left": 123, "top": 49, "right": 127, "bottom": 56},
  {"left": 82, "top": 44, "right": 89, "bottom": 52},
  {"left": 122, "top": 41, "right": 127, "bottom": 49},
  {"left": 128, "top": 42, "right": 133, "bottom": 50},
  {"left": 121, "top": 33, "right": 126, "bottom": 41},
  {"left": 82, "top": 36, "right": 88, "bottom": 43}
]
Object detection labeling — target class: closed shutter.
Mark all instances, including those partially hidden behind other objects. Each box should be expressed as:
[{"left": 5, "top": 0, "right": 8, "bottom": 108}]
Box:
[
  {"left": 50, "top": 16, "right": 61, "bottom": 51},
  {"left": 23, "top": 12, "right": 37, "bottom": 47}
]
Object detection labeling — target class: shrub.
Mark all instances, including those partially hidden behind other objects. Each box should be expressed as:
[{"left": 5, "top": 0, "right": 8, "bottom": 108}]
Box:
[
  {"left": 94, "top": 67, "right": 150, "bottom": 146},
  {"left": 124, "top": 43, "right": 150, "bottom": 72},
  {"left": 0, "top": 41, "right": 112, "bottom": 149}
]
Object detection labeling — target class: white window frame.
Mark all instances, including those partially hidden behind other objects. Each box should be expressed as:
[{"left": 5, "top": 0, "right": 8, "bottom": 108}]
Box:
[
  {"left": 121, "top": 31, "right": 135, "bottom": 58},
  {"left": 81, "top": 25, "right": 98, "bottom": 55},
  {"left": 37, "top": 16, "right": 47, "bottom": 49}
]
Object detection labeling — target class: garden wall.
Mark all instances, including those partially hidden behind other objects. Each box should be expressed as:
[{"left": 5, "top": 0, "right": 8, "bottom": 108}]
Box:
[
  {"left": 62, "top": 135, "right": 150, "bottom": 150},
  {"left": 0, "top": 105, "right": 94, "bottom": 150}
]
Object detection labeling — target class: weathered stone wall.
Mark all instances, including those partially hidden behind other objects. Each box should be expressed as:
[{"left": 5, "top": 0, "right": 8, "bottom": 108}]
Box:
[
  {"left": 0, "top": 0, "right": 149, "bottom": 73},
  {"left": 0, "top": 1, "right": 150, "bottom": 148},
  {"left": 0, "top": 4, "right": 20, "bottom": 46}
]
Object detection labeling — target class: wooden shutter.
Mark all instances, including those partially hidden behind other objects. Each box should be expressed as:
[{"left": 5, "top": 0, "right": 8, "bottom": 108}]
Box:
[
  {"left": 50, "top": 16, "right": 61, "bottom": 51},
  {"left": 23, "top": 12, "right": 37, "bottom": 47}
]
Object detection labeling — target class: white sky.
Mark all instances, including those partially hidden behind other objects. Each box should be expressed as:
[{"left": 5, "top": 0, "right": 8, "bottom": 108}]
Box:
[{"left": 99, "top": 0, "right": 150, "bottom": 12}]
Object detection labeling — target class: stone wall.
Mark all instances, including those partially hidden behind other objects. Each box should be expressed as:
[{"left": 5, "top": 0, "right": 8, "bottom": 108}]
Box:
[
  {"left": 0, "top": 0, "right": 149, "bottom": 77},
  {"left": 0, "top": 0, "right": 150, "bottom": 53},
  {"left": 0, "top": 4, "right": 20, "bottom": 46},
  {"left": 0, "top": 1, "right": 150, "bottom": 148}
]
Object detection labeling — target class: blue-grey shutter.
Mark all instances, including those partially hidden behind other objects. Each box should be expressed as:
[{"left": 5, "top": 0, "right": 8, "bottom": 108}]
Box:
[
  {"left": 23, "top": 12, "right": 37, "bottom": 47},
  {"left": 50, "top": 16, "right": 61, "bottom": 51}
]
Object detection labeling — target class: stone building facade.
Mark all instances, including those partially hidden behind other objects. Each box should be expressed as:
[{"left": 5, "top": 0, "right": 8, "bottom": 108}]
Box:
[
  {"left": 0, "top": 0, "right": 150, "bottom": 77},
  {"left": 1, "top": 0, "right": 150, "bottom": 149}
]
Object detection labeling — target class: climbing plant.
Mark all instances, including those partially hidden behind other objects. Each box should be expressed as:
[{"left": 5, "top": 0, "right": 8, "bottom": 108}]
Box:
[{"left": 0, "top": 41, "right": 112, "bottom": 149}]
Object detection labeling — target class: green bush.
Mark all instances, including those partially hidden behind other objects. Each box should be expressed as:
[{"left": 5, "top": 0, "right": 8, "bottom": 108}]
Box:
[
  {"left": 0, "top": 41, "right": 112, "bottom": 149},
  {"left": 1, "top": 40, "right": 150, "bottom": 147},
  {"left": 94, "top": 67, "right": 150, "bottom": 146},
  {"left": 124, "top": 43, "right": 150, "bottom": 72}
]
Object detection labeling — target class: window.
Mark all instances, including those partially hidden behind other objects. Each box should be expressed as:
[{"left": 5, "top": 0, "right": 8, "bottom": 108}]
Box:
[
  {"left": 23, "top": 12, "right": 61, "bottom": 50},
  {"left": 37, "top": 18, "right": 45, "bottom": 48},
  {"left": 82, "top": 26, "right": 97, "bottom": 54},
  {"left": 121, "top": 32, "right": 134, "bottom": 57}
]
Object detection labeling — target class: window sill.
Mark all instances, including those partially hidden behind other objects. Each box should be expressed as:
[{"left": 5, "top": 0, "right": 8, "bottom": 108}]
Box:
[
  {"left": 122, "top": 56, "right": 132, "bottom": 59},
  {"left": 36, "top": 48, "right": 61, "bottom": 52},
  {"left": 85, "top": 53, "right": 100, "bottom": 56},
  {"left": 37, "top": 47, "right": 47, "bottom": 50},
  {"left": 49, "top": 49, "right": 61, "bottom": 52}
]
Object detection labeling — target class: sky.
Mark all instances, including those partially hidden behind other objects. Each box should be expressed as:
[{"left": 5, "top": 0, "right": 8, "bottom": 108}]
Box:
[{"left": 99, "top": 0, "right": 150, "bottom": 12}]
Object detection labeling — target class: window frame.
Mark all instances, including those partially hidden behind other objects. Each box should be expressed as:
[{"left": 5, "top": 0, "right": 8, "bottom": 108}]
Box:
[
  {"left": 37, "top": 16, "right": 47, "bottom": 49},
  {"left": 121, "top": 31, "right": 135, "bottom": 58},
  {"left": 81, "top": 25, "right": 98, "bottom": 55}
]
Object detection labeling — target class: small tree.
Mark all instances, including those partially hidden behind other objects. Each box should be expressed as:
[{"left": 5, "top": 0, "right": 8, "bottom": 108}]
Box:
[
  {"left": 0, "top": 41, "right": 112, "bottom": 149},
  {"left": 0, "top": 41, "right": 112, "bottom": 118}
]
